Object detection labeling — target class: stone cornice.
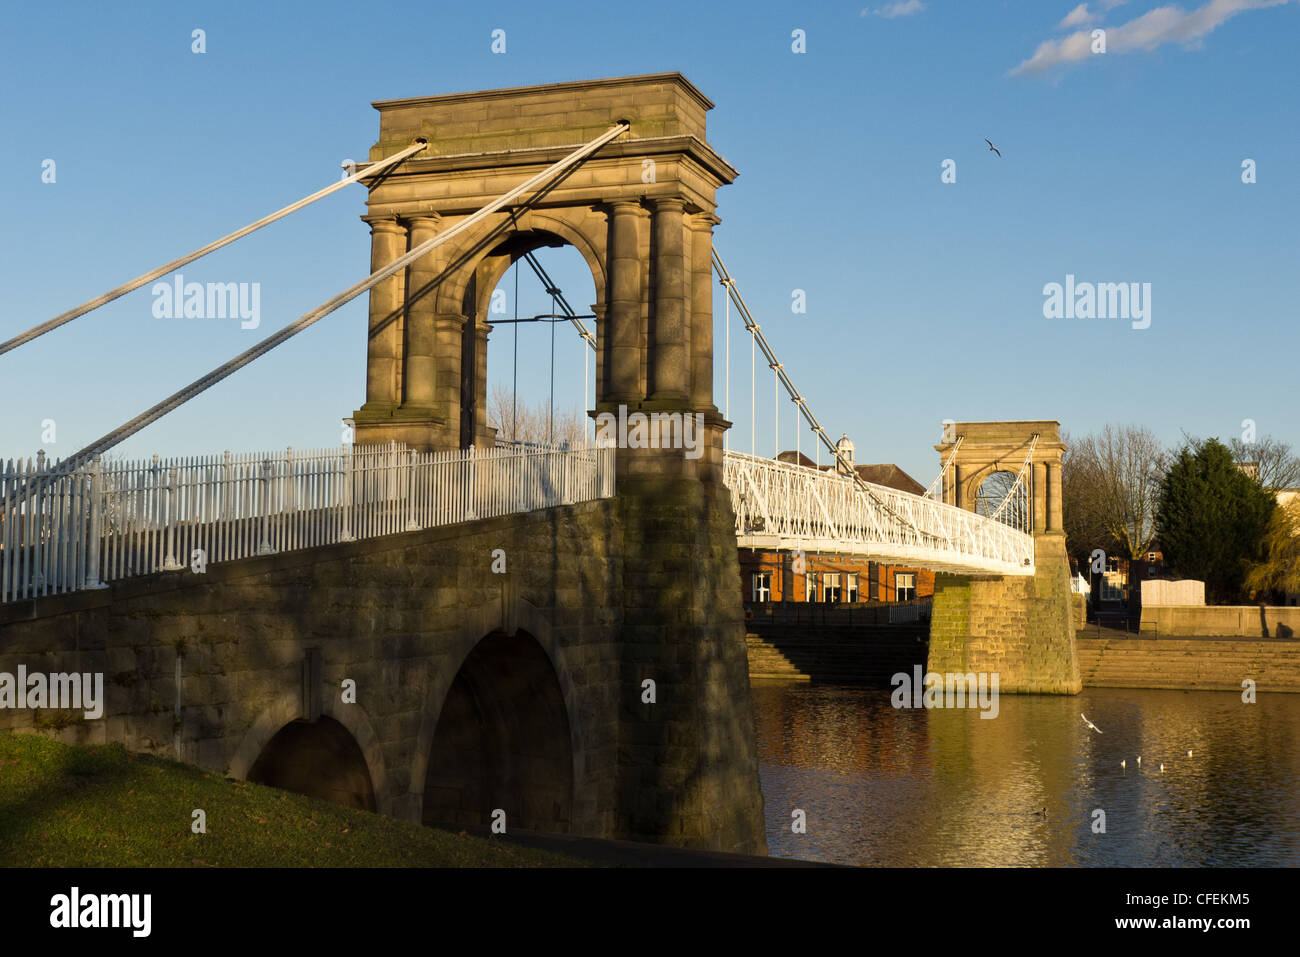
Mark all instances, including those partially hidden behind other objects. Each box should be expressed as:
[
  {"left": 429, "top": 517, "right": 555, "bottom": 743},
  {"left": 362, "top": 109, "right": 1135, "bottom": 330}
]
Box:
[{"left": 372, "top": 72, "right": 715, "bottom": 113}]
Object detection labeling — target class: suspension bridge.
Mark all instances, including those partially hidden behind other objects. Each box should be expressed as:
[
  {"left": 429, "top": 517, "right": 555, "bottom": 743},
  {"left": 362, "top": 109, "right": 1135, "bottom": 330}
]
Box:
[{"left": 0, "top": 74, "right": 1080, "bottom": 856}]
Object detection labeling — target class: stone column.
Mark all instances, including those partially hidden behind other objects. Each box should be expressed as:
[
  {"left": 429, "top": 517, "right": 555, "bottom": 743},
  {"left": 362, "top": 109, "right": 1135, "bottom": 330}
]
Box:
[
  {"left": 363, "top": 216, "right": 407, "bottom": 406},
  {"left": 402, "top": 214, "right": 441, "bottom": 408},
  {"left": 954, "top": 465, "right": 968, "bottom": 510},
  {"left": 1033, "top": 461, "right": 1048, "bottom": 534},
  {"left": 606, "top": 201, "right": 643, "bottom": 403},
  {"left": 688, "top": 213, "right": 719, "bottom": 410},
  {"left": 433, "top": 312, "right": 466, "bottom": 440},
  {"left": 1047, "top": 460, "right": 1063, "bottom": 532},
  {"left": 473, "top": 320, "right": 491, "bottom": 446},
  {"left": 651, "top": 198, "right": 688, "bottom": 402},
  {"left": 590, "top": 301, "right": 607, "bottom": 406}
]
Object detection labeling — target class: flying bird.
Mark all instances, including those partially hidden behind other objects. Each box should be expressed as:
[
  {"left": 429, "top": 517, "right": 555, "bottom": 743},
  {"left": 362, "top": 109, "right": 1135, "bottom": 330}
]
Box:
[
  {"left": 985, "top": 138, "right": 1002, "bottom": 158},
  {"left": 1080, "top": 713, "right": 1103, "bottom": 734}
]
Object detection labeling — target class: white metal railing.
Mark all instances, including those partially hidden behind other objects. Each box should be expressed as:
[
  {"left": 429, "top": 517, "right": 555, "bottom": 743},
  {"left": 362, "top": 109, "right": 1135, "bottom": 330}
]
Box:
[
  {"left": 724, "top": 450, "right": 1034, "bottom": 577},
  {"left": 0, "top": 441, "right": 614, "bottom": 603}
]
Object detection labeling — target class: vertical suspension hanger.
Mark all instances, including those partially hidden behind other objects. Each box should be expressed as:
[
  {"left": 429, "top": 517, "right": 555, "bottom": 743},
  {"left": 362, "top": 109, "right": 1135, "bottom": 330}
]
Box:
[
  {"left": 511, "top": 256, "right": 519, "bottom": 442},
  {"left": 773, "top": 362, "right": 779, "bottom": 458},
  {"left": 548, "top": 290, "right": 556, "bottom": 445},
  {"left": 587, "top": 317, "right": 592, "bottom": 444}
]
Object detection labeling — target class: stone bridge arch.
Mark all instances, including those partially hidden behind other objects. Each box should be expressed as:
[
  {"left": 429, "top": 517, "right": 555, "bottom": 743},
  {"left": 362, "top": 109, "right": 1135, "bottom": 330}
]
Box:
[
  {"left": 406, "top": 595, "right": 598, "bottom": 833},
  {"left": 227, "top": 691, "right": 390, "bottom": 814}
]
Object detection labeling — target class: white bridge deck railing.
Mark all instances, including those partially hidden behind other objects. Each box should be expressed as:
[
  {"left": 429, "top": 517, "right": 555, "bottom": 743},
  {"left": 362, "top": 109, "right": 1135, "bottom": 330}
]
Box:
[
  {"left": 723, "top": 450, "right": 1035, "bottom": 577},
  {"left": 0, "top": 441, "right": 615, "bottom": 604}
]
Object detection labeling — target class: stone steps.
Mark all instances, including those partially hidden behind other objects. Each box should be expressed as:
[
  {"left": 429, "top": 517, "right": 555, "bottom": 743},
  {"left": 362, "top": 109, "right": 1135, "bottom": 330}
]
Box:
[
  {"left": 745, "top": 632, "right": 927, "bottom": 684},
  {"left": 1077, "top": 637, "right": 1300, "bottom": 692}
]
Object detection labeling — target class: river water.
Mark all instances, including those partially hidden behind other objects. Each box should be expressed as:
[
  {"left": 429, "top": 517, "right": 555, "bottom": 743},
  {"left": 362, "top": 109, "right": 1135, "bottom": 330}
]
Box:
[{"left": 750, "top": 681, "right": 1300, "bottom": 866}]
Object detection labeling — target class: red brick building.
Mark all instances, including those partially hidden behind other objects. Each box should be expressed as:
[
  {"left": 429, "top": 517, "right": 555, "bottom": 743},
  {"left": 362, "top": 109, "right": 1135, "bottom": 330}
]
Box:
[{"left": 737, "top": 443, "right": 935, "bottom": 608}]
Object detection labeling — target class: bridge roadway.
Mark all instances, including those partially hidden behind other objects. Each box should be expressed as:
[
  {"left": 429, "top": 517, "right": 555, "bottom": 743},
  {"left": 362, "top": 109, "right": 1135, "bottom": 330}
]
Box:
[
  {"left": 1, "top": 443, "right": 1033, "bottom": 605},
  {"left": 724, "top": 450, "right": 1035, "bottom": 578}
]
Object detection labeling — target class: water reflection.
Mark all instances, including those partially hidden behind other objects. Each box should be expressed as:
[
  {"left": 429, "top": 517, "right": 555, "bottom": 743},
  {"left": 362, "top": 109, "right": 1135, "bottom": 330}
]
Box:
[{"left": 751, "top": 681, "right": 1300, "bottom": 866}]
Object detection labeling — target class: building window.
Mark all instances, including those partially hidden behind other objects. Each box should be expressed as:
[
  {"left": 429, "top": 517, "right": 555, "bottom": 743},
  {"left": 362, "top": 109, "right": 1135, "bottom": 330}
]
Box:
[
  {"left": 1147, "top": 552, "right": 1158, "bottom": 563},
  {"left": 823, "top": 572, "right": 842, "bottom": 603},
  {"left": 805, "top": 572, "right": 818, "bottom": 603},
  {"left": 752, "top": 572, "right": 771, "bottom": 603},
  {"left": 845, "top": 572, "right": 859, "bottom": 603},
  {"left": 895, "top": 572, "right": 917, "bottom": 602}
]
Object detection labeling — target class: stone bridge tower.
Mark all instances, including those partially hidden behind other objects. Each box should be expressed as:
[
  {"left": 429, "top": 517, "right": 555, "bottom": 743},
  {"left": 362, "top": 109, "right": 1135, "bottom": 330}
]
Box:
[
  {"left": 348, "top": 75, "right": 766, "bottom": 850},
  {"left": 928, "top": 421, "right": 1081, "bottom": 694}
]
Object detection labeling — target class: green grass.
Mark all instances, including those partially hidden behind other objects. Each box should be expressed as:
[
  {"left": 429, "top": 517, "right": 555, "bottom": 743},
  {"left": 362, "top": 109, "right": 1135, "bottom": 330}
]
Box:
[{"left": 0, "top": 733, "right": 590, "bottom": 867}]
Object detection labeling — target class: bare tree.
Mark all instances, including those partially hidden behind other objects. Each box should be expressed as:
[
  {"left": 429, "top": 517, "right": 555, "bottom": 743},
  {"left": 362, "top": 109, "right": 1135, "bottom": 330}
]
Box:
[
  {"left": 1229, "top": 435, "right": 1300, "bottom": 492},
  {"left": 1061, "top": 430, "right": 1116, "bottom": 569},
  {"left": 1062, "top": 425, "right": 1166, "bottom": 563},
  {"left": 487, "top": 382, "right": 586, "bottom": 447}
]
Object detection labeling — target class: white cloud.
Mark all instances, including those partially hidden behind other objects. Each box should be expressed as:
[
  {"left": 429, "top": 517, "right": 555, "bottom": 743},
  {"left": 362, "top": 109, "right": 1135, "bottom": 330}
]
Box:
[
  {"left": 1012, "top": 0, "right": 1296, "bottom": 76},
  {"left": 1058, "top": 1, "right": 1129, "bottom": 30},
  {"left": 1059, "top": 4, "right": 1097, "bottom": 28},
  {"left": 860, "top": 1, "right": 926, "bottom": 18}
]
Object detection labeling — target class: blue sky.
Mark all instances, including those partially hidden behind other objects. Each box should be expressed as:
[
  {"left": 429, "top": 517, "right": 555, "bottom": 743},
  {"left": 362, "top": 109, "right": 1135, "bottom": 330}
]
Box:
[{"left": 2, "top": 0, "right": 1297, "bottom": 483}]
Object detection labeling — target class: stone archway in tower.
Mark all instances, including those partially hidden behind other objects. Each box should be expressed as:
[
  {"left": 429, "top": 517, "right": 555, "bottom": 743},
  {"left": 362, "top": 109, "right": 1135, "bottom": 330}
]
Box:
[
  {"left": 975, "top": 469, "right": 1021, "bottom": 520},
  {"left": 466, "top": 229, "right": 601, "bottom": 450}
]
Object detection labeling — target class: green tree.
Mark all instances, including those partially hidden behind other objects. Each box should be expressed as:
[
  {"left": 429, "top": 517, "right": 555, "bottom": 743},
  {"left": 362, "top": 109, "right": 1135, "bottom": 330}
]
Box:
[{"left": 1156, "top": 438, "right": 1277, "bottom": 603}]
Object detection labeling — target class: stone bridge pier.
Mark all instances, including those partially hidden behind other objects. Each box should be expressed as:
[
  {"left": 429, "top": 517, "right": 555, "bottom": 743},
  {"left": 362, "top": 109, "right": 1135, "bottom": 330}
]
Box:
[{"left": 926, "top": 421, "right": 1081, "bottom": 694}]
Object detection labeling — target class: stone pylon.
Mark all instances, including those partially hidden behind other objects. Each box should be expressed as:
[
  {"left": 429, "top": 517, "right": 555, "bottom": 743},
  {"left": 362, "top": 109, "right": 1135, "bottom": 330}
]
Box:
[{"left": 927, "top": 421, "right": 1081, "bottom": 694}]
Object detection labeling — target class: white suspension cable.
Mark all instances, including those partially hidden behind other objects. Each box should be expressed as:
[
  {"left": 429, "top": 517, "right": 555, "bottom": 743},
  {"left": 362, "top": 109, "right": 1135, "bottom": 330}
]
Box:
[
  {"left": 925, "top": 434, "right": 964, "bottom": 501},
  {"left": 723, "top": 278, "right": 731, "bottom": 451},
  {"left": 712, "top": 247, "right": 924, "bottom": 537},
  {"left": 0, "top": 140, "right": 430, "bottom": 356},
  {"left": 750, "top": 322, "right": 756, "bottom": 456},
  {"left": 51, "top": 122, "right": 629, "bottom": 475}
]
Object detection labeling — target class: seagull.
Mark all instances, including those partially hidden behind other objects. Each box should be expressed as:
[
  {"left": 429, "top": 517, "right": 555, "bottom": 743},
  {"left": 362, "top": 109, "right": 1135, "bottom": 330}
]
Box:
[
  {"left": 1187, "top": 750, "right": 1193, "bottom": 757},
  {"left": 985, "top": 138, "right": 1002, "bottom": 158},
  {"left": 1080, "top": 713, "right": 1103, "bottom": 734},
  {"left": 1160, "top": 763, "right": 1166, "bottom": 773},
  {"left": 1137, "top": 756, "right": 1142, "bottom": 766},
  {"left": 1121, "top": 759, "right": 1126, "bottom": 768}
]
